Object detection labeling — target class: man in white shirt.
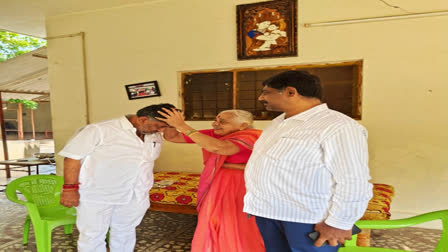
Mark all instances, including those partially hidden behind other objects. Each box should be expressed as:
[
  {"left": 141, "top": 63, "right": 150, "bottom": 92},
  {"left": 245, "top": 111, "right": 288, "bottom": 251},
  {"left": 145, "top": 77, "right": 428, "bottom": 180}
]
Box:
[
  {"left": 59, "top": 103, "right": 177, "bottom": 252},
  {"left": 244, "top": 71, "right": 372, "bottom": 252}
]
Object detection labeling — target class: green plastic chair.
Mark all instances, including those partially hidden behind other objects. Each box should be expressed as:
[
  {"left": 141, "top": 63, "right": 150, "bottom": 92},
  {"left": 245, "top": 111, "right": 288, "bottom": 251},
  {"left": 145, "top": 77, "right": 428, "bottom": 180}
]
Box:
[
  {"left": 339, "top": 210, "right": 448, "bottom": 252},
  {"left": 5, "top": 175, "right": 77, "bottom": 252}
]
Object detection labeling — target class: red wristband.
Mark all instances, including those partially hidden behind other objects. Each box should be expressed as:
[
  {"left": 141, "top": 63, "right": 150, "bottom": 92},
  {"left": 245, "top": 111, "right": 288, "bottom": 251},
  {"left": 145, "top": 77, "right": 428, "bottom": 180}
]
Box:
[{"left": 62, "top": 183, "right": 80, "bottom": 189}]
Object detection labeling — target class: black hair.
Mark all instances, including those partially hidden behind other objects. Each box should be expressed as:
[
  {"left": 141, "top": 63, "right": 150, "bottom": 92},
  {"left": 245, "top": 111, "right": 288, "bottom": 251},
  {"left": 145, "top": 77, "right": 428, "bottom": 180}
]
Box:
[
  {"left": 136, "top": 103, "right": 176, "bottom": 121},
  {"left": 262, "top": 70, "right": 322, "bottom": 100}
]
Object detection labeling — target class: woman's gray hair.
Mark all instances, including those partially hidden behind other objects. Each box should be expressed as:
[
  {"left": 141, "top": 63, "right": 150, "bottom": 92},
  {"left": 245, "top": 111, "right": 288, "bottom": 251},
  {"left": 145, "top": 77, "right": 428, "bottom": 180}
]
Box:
[{"left": 219, "top": 110, "right": 254, "bottom": 129}]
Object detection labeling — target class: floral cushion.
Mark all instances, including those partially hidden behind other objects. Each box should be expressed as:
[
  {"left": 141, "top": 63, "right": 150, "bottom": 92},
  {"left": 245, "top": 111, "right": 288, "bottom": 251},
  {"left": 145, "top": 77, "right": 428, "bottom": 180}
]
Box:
[
  {"left": 149, "top": 172, "right": 200, "bottom": 206},
  {"left": 361, "top": 183, "right": 395, "bottom": 220}
]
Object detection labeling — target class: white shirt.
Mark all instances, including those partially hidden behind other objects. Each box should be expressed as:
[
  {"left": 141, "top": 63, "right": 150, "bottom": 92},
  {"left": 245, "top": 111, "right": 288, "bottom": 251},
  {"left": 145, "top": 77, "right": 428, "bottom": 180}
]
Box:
[
  {"left": 59, "top": 116, "right": 163, "bottom": 204},
  {"left": 244, "top": 104, "right": 372, "bottom": 230}
]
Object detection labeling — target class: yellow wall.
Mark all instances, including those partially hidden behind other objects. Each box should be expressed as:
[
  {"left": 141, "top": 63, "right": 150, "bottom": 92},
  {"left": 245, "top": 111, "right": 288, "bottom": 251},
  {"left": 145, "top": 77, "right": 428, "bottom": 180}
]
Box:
[{"left": 46, "top": 0, "right": 447, "bottom": 219}]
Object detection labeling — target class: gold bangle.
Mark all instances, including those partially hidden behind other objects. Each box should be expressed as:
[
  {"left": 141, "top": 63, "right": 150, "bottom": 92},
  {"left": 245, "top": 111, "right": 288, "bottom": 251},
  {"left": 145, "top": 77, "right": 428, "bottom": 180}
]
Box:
[
  {"left": 188, "top": 131, "right": 200, "bottom": 137},
  {"left": 184, "top": 129, "right": 198, "bottom": 136}
]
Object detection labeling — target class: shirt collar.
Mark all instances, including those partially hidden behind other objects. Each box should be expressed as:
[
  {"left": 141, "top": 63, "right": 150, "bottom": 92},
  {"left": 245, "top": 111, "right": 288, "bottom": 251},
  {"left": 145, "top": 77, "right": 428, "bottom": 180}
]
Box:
[
  {"left": 119, "top": 116, "right": 162, "bottom": 140},
  {"left": 275, "top": 103, "right": 329, "bottom": 122},
  {"left": 119, "top": 115, "right": 136, "bottom": 130}
]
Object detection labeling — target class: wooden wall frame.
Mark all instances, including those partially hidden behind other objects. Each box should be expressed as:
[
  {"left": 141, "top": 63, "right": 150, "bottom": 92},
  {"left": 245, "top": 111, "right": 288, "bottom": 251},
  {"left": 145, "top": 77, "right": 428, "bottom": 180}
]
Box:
[{"left": 237, "top": 0, "right": 297, "bottom": 60}]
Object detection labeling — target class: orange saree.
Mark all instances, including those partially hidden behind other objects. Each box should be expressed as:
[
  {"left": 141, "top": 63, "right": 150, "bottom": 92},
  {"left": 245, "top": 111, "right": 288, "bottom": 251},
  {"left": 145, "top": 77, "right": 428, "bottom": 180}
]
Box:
[{"left": 191, "top": 129, "right": 265, "bottom": 252}]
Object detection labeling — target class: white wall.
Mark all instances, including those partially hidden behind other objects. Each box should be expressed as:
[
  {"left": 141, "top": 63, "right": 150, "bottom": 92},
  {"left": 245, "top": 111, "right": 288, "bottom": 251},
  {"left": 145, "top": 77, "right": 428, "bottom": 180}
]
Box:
[
  {"left": 0, "top": 140, "right": 40, "bottom": 159},
  {"left": 46, "top": 0, "right": 448, "bottom": 220}
]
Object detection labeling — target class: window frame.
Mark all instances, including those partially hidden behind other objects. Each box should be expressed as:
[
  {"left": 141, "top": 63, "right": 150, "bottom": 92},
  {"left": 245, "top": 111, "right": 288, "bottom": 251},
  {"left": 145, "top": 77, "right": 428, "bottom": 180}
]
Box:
[{"left": 181, "top": 60, "right": 363, "bottom": 120}]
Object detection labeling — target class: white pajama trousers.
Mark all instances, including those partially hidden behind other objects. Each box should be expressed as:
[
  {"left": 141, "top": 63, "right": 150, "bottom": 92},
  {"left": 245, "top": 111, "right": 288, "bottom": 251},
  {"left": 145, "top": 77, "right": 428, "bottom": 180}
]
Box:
[{"left": 76, "top": 196, "right": 150, "bottom": 252}]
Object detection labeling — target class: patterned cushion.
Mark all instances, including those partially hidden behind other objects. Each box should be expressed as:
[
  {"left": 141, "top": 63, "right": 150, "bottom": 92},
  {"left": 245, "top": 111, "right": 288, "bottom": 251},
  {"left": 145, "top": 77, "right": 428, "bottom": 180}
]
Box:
[
  {"left": 149, "top": 172, "right": 200, "bottom": 206},
  {"left": 361, "top": 183, "right": 395, "bottom": 220}
]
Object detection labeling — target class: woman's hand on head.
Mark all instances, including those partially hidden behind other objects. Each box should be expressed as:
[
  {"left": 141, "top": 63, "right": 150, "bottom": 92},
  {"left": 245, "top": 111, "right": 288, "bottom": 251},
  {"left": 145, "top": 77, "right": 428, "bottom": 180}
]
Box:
[{"left": 156, "top": 108, "right": 187, "bottom": 129}]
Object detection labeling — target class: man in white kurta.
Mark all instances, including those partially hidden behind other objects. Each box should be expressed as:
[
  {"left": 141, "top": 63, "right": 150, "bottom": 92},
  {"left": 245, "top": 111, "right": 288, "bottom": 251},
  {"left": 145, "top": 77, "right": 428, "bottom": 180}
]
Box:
[{"left": 59, "top": 103, "right": 177, "bottom": 252}]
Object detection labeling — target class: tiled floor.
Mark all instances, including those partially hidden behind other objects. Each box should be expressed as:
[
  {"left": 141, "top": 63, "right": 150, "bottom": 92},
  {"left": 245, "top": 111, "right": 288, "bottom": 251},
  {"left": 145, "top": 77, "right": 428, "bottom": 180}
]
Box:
[
  {"left": 0, "top": 170, "right": 443, "bottom": 251},
  {"left": 369, "top": 227, "right": 443, "bottom": 251},
  {"left": 0, "top": 208, "right": 196, "bottom": 252}
]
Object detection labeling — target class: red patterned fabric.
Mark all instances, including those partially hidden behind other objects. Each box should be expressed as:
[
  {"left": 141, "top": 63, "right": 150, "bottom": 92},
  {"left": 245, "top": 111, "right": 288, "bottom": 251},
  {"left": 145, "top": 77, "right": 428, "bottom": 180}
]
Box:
[
  {"left": 361, "top": 183, "right": 395, "bottom": 220},
  {"left": 149, "top": 172, "right": 199, "bottom": 206}
]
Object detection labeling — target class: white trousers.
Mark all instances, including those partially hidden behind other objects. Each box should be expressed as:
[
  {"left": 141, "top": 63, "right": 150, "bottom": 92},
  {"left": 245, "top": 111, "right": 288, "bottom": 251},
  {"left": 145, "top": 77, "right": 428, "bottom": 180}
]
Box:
[{"left": 76, "top": 195, "right": 150, "bottom": 252}]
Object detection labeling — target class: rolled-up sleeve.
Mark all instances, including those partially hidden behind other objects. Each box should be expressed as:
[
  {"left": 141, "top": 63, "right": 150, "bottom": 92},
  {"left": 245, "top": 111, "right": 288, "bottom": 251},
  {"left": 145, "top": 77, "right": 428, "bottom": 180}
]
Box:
[
  {"left": 58, "top": 125, "right": 102, "bottom": 160},
  {"left": 323, "top": 123, "right": 373, "bottom": 230}
]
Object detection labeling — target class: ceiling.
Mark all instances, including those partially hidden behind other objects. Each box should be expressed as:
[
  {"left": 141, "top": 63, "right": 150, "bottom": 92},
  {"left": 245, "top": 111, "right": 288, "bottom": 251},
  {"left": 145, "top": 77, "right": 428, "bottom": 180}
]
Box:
[
  {"left": 0, "top": 47, "right": 49, "bottom": 101},
  {"left": 0, "top": 0, "right": 446, "bottom": 38}
]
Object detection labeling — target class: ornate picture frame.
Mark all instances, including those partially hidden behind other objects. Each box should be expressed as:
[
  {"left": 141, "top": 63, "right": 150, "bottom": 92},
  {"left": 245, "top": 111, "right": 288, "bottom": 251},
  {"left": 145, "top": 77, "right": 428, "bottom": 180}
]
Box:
[{"left": 237, "top": 0, "right": 297, "bottom": 60}]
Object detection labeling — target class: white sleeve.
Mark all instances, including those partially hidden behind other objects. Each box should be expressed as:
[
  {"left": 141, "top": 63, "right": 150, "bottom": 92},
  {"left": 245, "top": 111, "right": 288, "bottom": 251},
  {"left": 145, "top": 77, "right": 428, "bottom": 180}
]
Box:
[
  {"left": 58, "top": 125, "right": 102, "bottom": 160},
  {"left": 323, "top": 123, "right": 373, "bottom": 230}
]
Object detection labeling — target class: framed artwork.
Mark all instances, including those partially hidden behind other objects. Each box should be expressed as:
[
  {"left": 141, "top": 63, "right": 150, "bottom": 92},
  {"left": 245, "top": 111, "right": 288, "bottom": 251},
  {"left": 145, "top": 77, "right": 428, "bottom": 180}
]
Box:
[
  {"left": 125, "top": 81, "right": 161, "bottom": 100},
  {"left": 237, "top": 0, "right": 297, "bottom": 60}
]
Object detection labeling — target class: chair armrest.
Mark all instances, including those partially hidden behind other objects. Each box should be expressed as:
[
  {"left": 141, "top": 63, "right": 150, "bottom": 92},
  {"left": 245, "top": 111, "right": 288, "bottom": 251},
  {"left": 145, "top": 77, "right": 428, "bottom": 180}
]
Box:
[
  {"left": 343, "top": 210, "right": 447, "bottom": 251},
  {"left": 5, "top": 186, "right": 26, "bottom": 205},
  {"left": 355, "top": 210, "right": 447, "bottom": 230}
]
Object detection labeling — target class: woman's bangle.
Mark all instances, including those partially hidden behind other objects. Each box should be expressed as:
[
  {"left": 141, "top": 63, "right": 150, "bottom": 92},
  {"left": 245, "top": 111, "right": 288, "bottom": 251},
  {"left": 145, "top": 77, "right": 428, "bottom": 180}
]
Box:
[
  {"left": 188, "top": 131, "right": 200, "bottom": 137},
  {"left": 184, "top": 129, "right": 198, "bottom": 137}
]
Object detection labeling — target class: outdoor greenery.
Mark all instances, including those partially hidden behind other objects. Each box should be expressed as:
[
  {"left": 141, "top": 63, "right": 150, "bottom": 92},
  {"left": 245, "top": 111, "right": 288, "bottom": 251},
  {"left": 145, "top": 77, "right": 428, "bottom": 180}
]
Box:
[
  {"left": 0, "top": 31, "right": 47, "bottom": 62},
  {"left": 8, "top": 99, "right": 39, "bottom": 109}
]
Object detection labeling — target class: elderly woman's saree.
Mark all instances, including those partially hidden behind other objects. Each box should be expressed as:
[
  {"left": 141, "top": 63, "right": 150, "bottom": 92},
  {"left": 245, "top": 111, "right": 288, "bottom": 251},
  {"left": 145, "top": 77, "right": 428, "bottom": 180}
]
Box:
[{"left": 191, "top": 129, "right": 265, "bottom": 252}]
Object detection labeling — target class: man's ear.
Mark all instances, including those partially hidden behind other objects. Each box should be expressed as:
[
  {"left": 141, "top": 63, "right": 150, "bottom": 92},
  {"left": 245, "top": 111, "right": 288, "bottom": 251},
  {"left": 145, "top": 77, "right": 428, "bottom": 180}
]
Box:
[
  {"left": 138, "top": 116, "right": 148, "bottom": 124},
  {"left": 284, "top": 87, "right": 297, "bottom": 97},
  {"left": 240, "top": 122, "right": 249, "bottom": 130}
]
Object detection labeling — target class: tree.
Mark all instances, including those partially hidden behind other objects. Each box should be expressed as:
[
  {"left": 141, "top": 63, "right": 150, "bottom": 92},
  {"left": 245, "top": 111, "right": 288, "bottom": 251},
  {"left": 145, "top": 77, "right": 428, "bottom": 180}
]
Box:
[
  {"left": 8, "top": 99, "right": 38, "bottom": 109},
  {"left": 0, "top": 31, "right": 47, "bottom": 62}
]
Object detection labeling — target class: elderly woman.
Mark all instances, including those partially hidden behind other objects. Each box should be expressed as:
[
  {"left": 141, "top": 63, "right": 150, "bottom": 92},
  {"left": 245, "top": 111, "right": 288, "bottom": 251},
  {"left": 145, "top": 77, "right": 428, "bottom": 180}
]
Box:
[{"left": 157, "top": 108, "right": 265, "bottom": 252}]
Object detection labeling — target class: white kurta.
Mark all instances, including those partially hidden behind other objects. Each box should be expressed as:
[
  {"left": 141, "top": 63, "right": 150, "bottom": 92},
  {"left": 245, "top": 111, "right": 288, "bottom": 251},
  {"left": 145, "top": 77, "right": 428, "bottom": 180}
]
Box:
[
  {"left": 59, "top": 116, "right": 162, "bottom": 252},
  {"left": 59, "top": 116, "right": 162, "bottom": 204}
]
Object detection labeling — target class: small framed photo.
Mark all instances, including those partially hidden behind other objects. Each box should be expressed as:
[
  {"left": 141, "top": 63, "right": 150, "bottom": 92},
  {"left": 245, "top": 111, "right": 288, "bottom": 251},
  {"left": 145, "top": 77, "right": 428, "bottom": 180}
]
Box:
[
  {"left": 237, "top": 0, "right": 297, "bottom": 60},
  {"left": 125, "top": 81, "right": 161, "bottom": 100}
]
